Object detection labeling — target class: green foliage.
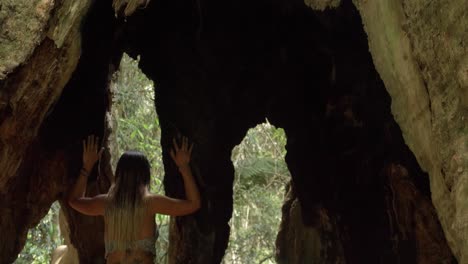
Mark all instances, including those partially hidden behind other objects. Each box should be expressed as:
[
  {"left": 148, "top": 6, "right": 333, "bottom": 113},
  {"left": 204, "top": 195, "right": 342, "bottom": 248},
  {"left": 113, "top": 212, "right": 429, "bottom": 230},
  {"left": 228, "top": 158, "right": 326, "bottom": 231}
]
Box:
[
  {"left": 113, "top": 54, "right": 290, "bottom": 264},
  {"left": 14, "top": 202, "right": 63, "bottom": 264},
  {"left": 110, "top": 53, "right": 169, "bottom": 263},
  {"left": 17, "top": 53, "right": 289, "bottom": 264},
  {"left": 225, "top": 122, "right": 289, "bottom": 264}
]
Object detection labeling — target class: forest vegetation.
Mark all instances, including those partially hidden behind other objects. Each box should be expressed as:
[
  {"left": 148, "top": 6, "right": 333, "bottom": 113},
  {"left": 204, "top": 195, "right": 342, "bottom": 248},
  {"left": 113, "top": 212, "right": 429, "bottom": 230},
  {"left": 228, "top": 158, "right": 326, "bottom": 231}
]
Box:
[{"left": 14, "top": 54, "right": 289, "bottom": 264}]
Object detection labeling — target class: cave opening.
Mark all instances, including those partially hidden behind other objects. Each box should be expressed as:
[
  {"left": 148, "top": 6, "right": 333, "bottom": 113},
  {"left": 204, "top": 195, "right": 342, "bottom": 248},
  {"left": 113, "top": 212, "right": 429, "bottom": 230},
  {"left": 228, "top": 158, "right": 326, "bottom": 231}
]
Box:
[
  {"left": 226, "top": 121, "right": 289, "bottom": 264},
  {"left": 108, "top": 52, "right": 170, "bottom": 263},
  {"left": 15, "top": 201, "right": 63, "bottom": 264},
  {"left": 0, "top": 0, "right": 465, "bottom": 263}
]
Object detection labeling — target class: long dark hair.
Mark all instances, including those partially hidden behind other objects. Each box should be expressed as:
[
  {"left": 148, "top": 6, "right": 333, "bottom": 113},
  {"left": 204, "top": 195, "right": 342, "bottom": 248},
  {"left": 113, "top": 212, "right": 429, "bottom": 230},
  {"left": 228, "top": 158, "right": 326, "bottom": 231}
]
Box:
[
  {"left": 105, "top": 151, "right": 151, "bottom": 245},
  {"left": 111, "top": 151, "right": 151, "bottom": 207}
]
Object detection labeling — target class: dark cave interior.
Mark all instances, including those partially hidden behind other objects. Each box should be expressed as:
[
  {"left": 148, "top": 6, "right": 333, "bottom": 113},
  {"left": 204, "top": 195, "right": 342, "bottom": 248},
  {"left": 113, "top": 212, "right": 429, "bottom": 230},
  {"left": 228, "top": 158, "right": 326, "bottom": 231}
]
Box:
[{"left": 2, "top": 0, "right": 456, "bottom": 263}]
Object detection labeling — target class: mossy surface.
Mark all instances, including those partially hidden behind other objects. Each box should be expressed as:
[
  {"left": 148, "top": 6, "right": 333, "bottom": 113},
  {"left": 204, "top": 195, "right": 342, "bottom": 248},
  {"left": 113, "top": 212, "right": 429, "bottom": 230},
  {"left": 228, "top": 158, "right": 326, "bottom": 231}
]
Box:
[
  {"left": 0, "top": 0, "right": 54, "bottom": 79},
  {"left": 304, "top": 0, "right": 341, "bottom": 11}
]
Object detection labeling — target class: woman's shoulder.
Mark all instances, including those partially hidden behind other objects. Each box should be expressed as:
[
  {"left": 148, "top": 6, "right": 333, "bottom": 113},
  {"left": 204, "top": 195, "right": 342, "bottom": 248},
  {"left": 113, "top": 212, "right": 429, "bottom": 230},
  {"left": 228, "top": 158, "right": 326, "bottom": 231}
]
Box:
[{"left": 142, "top": 189, "right": 163, "bottom": 199}]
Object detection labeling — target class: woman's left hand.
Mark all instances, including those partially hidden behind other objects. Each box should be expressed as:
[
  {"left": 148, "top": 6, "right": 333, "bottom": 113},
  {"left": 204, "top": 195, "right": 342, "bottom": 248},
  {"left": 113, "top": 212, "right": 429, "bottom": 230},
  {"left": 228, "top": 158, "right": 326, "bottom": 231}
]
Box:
[
  {"left": 82, "top": 135, "right": 104, "bottom": 172},
  {"left": 170, "top": 136, "right": 193, "bottom": 169}
]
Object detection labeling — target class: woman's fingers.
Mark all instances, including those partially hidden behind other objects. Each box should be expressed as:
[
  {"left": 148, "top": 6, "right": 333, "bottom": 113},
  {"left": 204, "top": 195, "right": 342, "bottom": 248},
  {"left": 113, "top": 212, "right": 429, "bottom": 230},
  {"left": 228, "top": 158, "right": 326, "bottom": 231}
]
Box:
[
  {"left": 84, "top": 135, "right": 101, "bottom": 154},
  {"left": 88, "top": 135, "right": 93, "bottom": 152},
  {"left": 189, "top": 143, "right": 194, "bottom": 155},
  {"left": 170, "top": 148, "right": 176, "bottom": 161},
  {"left": 93, "top": 136, "right": 98, "bottom": 152},
  {"left": 173, "top": 137, "right": 180, "bottom": 152},
  {"left": 180, "top": 136, "right": 184, "bottom": 151},
  {"left": 173, "top": 135, "right": 192, "bottom": 153},
  {"left": 182, "top": 137, "right": 188, "bottom": 151},
  {"left": 94, "top": 136, "right": 99, "bottom": 152},
  {"left": 89, "top": 135, "right": 94, "bottom": 150}
]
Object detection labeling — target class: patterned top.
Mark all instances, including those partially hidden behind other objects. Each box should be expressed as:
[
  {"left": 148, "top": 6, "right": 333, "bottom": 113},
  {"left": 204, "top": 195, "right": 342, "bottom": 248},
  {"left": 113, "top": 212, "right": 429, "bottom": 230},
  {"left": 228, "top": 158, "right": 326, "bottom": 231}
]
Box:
[{"left": 105, "top": 228, "right": 158, "bottom": 257}]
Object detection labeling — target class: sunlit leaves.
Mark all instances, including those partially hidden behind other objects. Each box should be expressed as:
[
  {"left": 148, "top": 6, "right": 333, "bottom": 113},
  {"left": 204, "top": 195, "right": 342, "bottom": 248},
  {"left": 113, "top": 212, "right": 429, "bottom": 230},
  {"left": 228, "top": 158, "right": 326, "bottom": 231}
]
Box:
[
  {"left": 111, "top": 53, "right": 169, "bottom": 263},
  {"left": 15, "top": 202, "right": 63, "bottom": 264},
  {"left": 225, "top": 122, "right": 289, "bottom": 264},
  {"left": 113, "top": 54, "right": 290, "bottom": 264},
  {"left": 15, "top": 53, "right": 289, "bottom": 264}
]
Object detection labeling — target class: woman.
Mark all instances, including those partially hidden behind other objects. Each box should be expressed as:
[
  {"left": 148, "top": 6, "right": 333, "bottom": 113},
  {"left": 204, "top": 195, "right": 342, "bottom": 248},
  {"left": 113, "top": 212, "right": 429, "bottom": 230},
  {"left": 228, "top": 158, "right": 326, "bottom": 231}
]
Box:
[{"left": 68, "top": 135, "right": 201, "bottom": 264}]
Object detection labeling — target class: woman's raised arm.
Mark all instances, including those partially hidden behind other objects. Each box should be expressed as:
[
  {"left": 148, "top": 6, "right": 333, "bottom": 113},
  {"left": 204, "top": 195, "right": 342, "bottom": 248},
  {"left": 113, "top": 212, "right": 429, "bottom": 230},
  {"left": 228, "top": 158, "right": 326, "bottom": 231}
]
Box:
[
  {"left": 68, "top": 135, "right": 106, "bottom": 216},
  {"left": 148, "top": 136, "right": 201, "bottom": 216}
]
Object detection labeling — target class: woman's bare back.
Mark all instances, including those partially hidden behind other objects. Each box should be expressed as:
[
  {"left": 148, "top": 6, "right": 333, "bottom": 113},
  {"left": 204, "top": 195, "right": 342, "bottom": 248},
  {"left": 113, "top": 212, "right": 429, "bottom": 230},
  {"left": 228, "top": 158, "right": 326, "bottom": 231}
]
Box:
[{"left": 104, "top": 192, "right": 157, "bottom": 263}]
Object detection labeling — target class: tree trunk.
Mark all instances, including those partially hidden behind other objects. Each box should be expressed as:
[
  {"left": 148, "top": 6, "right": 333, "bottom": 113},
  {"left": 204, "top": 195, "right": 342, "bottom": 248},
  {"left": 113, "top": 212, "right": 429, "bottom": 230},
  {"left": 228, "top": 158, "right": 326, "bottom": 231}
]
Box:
[{"left": 0, "top": 0, "right": 465, "bottom": 263}]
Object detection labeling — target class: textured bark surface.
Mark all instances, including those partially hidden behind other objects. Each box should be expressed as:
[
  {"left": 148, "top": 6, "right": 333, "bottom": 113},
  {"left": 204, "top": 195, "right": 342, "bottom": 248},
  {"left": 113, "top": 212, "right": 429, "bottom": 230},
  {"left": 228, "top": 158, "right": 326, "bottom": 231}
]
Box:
[
  {"left": 0, "top": 0, "right": 92, "bottom": 190},
  {"left": 119, "top": 1, "right": 454, "bottom": 262},
  {"left": 0, "top": 0, "right": 93, "bottom": 262},
  {"left": 0, "top": 0, "right": 55, "bottom": 79},
  {"left": 0, "top": 0, "right": 464, "bottom": 263},
  {"left": 0, "top": 0, "right": 115, "bottom": 262},
  {"left": 383, "top": 163, "right": 454, "bottom": 263},
  {"left": 351, "top": 0, "right": 468, "bottom": 261},
  {"left": 276, "top": 183, "right": 345, "bottom": 264}
]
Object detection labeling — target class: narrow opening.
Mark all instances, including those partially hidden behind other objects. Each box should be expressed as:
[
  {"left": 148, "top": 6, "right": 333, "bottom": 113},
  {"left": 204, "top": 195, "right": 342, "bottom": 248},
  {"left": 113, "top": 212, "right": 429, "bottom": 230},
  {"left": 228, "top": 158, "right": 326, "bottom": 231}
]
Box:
[
  {"left": 109, "top": 53, "right": 169, "bottom": 263},
  {"left": 15, "top": 52, "right": 170, "bottom": 264},
  {"left": 15, "top": 202, "right": 63, "bottom": 263},
  {"left": 225, "top": 120, "right": 290, "bottom": 264}
]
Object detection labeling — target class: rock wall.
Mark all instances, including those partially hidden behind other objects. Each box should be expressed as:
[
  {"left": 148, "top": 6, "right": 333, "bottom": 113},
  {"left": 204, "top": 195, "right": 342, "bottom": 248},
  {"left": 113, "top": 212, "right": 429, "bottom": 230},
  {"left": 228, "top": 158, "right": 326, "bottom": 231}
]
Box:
[
  {"left": 0, "top": 0, "right": 92, "bottom": 190},
  {"left": 350, "top": 0, "right": 468, "bottom": 261},
  {"left": 383, "top": 163, "right": 454, "bottom": 263},
  {"left": 276, "top": 183, "right": 345, "bottom": 264},
  {"left": 0, "top": 0, "right": 55, "bottom": 79},
  {"left": 0, "top": 0, "right": 93, "bottom": 261},
  {"left": 0, "top": 0, "right": 116, "bottom": 262}
]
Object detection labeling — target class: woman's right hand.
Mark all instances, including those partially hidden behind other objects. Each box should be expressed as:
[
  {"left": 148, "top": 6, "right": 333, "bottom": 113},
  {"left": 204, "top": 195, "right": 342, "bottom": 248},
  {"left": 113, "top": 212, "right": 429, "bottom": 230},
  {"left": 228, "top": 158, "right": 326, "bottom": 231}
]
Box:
[
  {"left": 82, "top": 135, "right": 104, "bottom": 172},
  {"left": 170, "top": 136, "right": 193, "bottom": 169}
]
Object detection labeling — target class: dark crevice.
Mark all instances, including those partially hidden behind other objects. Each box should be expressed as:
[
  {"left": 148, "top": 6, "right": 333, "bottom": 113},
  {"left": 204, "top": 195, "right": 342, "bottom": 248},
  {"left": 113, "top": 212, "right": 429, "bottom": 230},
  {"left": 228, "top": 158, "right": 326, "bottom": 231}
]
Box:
[{"left": 35, "top": 0, "right": 118, "bottom": 262}]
